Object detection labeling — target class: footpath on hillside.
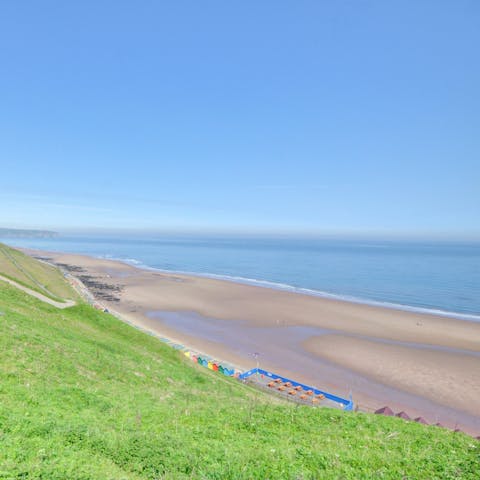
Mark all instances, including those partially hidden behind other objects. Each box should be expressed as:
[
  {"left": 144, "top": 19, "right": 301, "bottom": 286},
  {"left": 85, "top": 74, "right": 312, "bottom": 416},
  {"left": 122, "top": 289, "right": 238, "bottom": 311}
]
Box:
[{"left": 0, "top": 274, "right": 75, "bottom": 309}]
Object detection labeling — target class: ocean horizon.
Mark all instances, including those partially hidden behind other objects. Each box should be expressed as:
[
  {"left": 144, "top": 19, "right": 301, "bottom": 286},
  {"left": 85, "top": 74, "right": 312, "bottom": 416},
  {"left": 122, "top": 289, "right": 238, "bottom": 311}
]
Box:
[{"left": 2, "top": 233, "right": 480, "bottom": 321}]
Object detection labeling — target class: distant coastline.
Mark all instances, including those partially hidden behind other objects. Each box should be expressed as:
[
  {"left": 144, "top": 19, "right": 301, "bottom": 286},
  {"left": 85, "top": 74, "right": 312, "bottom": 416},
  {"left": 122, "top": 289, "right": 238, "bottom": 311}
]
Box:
[{"left": 0, "top": 228, "right": 58, "bottom": 238}]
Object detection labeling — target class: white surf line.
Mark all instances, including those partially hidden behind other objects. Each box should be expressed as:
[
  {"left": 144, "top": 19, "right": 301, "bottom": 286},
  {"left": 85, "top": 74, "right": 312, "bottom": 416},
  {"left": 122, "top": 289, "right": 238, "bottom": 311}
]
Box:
[{"left": 0, "top": 274, "right": 76, "bottom": 309}]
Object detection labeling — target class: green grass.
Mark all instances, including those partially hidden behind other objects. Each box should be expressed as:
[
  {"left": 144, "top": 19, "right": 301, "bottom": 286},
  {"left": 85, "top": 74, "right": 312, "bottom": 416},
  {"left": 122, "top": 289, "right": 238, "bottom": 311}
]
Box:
[
  {"left": 0, "top": 284, "right": 478, "bottom": 479},
  {"left": 0, "top": 243, "right": 78, "bottom": 302}
]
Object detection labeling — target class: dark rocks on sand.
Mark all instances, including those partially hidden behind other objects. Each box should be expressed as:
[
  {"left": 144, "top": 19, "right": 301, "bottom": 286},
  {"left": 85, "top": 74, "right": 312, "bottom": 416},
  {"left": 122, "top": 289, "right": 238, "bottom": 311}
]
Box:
[{"left": 396, "top": 411, "right": 411, "bottom": 420}]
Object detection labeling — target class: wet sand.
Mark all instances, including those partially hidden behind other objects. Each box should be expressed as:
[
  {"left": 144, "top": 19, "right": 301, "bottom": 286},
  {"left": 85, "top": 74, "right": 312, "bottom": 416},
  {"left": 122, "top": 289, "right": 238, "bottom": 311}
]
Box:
[{"left": 24, "top": 249, "right": 480, "bottom": 435}]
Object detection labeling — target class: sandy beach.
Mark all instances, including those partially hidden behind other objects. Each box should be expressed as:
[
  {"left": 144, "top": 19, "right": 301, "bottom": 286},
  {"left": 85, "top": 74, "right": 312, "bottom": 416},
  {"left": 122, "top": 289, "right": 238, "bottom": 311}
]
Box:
[{"left": 26, "top": 249, "right": 480, "bottom": 435}]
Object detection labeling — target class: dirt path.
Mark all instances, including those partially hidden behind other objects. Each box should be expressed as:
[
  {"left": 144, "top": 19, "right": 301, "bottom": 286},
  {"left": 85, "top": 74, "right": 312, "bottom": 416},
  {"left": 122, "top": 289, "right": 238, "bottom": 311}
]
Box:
[{"left": 0, "top": 274, "right": 76, "bottom": 309}]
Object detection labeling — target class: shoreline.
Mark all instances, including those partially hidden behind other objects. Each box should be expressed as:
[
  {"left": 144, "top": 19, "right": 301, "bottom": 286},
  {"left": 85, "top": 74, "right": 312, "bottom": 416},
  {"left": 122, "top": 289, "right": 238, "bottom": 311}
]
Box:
[
  {"left": 21, "top": 247, "right": 480, "bottom": 435},
  {"left": 90, "top": 254, "right": 480, "bottom": 323}
]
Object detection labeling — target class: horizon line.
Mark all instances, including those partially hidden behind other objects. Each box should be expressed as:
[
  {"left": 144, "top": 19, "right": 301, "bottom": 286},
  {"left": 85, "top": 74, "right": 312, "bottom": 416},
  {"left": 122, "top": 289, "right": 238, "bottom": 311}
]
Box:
[{"left": 1, "top": 225, "right": 480, "bottom": 242}]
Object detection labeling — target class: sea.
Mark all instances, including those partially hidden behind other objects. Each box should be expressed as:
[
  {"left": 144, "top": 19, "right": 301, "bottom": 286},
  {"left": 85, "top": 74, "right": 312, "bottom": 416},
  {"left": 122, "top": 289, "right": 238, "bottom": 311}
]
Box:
[{"left": 2, "top": 233, "right": 480, "bottom": 321}]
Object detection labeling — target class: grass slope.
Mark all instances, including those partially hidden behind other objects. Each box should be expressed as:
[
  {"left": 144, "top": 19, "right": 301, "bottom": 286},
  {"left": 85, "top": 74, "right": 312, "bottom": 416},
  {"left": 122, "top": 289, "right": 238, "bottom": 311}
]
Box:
[
  {"left": 0, "top": 285, "right": 478, "bottom": 479},
  {"left": 0, "top": 243, "right": 77, "bottom": 302}
]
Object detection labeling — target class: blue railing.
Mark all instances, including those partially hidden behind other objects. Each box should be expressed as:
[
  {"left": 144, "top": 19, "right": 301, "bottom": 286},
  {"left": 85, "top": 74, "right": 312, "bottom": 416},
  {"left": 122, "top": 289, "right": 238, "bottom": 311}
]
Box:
[{"left": 239, "top": 368, "right": 354, "bottom": 411}]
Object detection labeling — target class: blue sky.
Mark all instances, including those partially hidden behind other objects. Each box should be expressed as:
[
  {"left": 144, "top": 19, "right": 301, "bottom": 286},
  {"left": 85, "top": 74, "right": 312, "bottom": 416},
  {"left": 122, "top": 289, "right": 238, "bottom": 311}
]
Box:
[{"left": 1, "top": 1, "right": 479, "bottom": 237}]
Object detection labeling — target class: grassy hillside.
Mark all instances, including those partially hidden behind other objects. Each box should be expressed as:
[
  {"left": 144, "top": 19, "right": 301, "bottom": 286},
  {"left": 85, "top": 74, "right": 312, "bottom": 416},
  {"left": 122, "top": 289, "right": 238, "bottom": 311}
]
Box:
[
  {"left": 0, "top": 243, "right": 77, "bottom": 302},
  {"left": 1, "top": 283, "right": 478, "bottom": 479}
]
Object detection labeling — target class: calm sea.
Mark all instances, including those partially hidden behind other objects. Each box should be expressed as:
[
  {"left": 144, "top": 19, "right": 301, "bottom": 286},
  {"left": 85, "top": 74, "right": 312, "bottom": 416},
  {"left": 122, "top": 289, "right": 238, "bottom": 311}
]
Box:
[{"left": 2, "top": 234, "right": 479, "bottom": 320}]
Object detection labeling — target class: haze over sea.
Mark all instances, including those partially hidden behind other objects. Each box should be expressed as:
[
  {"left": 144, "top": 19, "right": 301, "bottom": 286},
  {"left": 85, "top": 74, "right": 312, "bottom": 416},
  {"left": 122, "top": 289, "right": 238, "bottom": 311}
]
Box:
[{"left": 3, "top": 234, "right": 479, "bottom": 321}]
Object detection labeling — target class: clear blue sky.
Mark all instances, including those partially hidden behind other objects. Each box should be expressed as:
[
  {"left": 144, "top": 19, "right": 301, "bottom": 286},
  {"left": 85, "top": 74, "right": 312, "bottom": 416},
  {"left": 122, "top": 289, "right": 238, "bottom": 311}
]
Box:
[{"left": 1, "top": 1, "right": 479, "bottom": 237}]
